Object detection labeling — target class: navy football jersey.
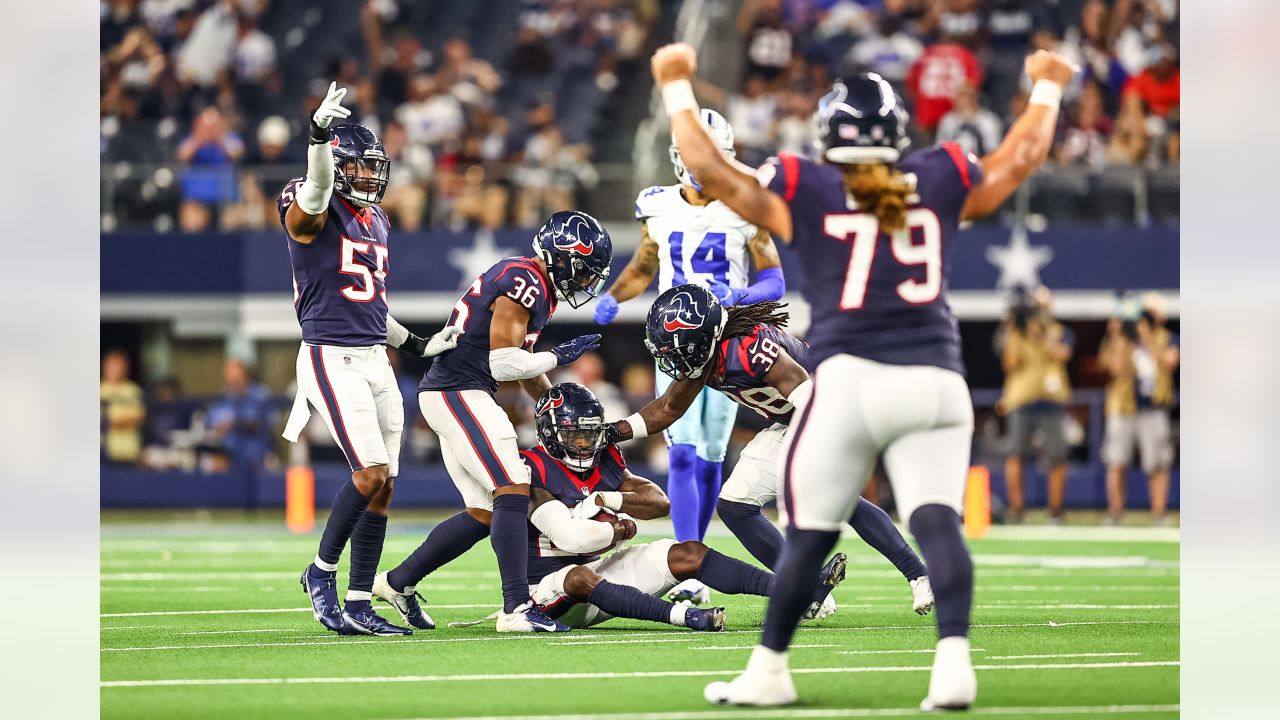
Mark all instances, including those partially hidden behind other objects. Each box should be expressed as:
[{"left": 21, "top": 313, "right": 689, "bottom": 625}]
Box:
[
  {"left": 758, "top": 144, "right": 982, "bottom": 374},
  {"left": 420, "top": 257, "right": 558, "bottom": 395},
  {"left": 705, "top": 324, "right": 810, "bottom": 425},
  {"left": 522, "top": 444, "right": 629, "bottom": 583},
  {"left": 278, "top": 179, "right": 391, "bottom": 347}
]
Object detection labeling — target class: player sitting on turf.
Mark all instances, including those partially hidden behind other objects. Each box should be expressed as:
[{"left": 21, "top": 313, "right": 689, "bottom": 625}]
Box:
[
  {"left": 608, "top": 285, "right": 934, "bottom": 617},
  {"left": 521, "top": 383, "right": 847, "bottom": 631}
]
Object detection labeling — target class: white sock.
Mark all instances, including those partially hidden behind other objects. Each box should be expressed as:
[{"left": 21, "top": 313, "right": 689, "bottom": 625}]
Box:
[
  {"left": 747, "top": 645, "right": 789, "bottom": 674},
  {"left": 670, "top": 605, "right": 688, "bottom": 627},
  {"left": 313, "top": 555, "right": 338, "bottom": 573},
  {"left": 346, "top": 590, "right": 373, "bottom": 602}
]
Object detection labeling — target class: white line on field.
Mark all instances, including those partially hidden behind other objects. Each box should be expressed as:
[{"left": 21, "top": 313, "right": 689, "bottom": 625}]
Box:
[
  {"left": 986, "top": 652, "right": 1142, "bottom": 660},
  {"left": 178, "top": 629, "right": 296, "bottom": 636},
  {"left": 101, "top": 626, "right": 171, "bottom": 631},
  {"left": 98, "top": 619, "right": 1177, "bottom": 653},
  {"left": 99, "top": 661, "right": 1179, "bottom": 688},
  {"left": 549, "top": 637, "right": 700, "bottom": 646},
  {"left": 100, "top": 604, "right": 493, "bottom": 618},
  {"left": 833, "top": 648, "right": 987, "bottom": 656},
  {"left": 688, "top": 644, "right": 840, "bottom": 651},
  {"left": 973, "top": 604, "right": 1178, "bottom": 610},
  {"left": 384, "top": 704, "right": 1181, "bottom": 720}
]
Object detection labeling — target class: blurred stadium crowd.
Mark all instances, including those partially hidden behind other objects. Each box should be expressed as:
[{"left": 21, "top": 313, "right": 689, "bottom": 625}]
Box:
[
  {"left": 101, "top": 0, "right": 1179, "bottom": 232},
  {"left": 101, "top": 0, "right": 657, "bottom": 232}
]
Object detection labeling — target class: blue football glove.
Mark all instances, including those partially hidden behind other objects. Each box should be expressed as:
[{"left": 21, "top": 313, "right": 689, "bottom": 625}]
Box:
[
  {"left": 708, "top": 281, "right": 745, "bottom": 307},
  {"left": 551, "top": 334, "right": 602, "bottom": 366},
  {"left": 594, "top": 294, "right": 619, "bottom": 325}
]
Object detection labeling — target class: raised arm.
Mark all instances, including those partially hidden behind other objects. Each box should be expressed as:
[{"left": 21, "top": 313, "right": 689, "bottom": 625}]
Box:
[
  {"left": 608, "top": 374, "right": 706, "bottom": 442},
  {"left": 651, "top": 44, "right": 793, "bottom": 242},
  {"left": 962, "top": 51, "right": 1077, "bottom": 221},
  {"left": 284, "top": 82, "right": 351, "bottom": 244}
]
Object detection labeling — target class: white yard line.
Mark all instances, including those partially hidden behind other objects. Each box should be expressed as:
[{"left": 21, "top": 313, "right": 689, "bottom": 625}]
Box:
[
  {"left": 833, "top": 648, "right": 987, "bottom": 656},
  {"left": 691, "top": 644, "right": 841, "bottom": 651},
  {"left": 100, "top": 620, "right": 1177, "bottom": 653},
  {"left": 100, "top": 661, "right": 1179, "bottom": 688},
  {"left": 987, "top": 652, "right": 1141, "bottom": 660},
  {"left": 387, "top": 705, "right": 1180, "bottom": 720},
  {"left": 550, "top": 637, "right": 701, "bottom": 647},
  {"left": 101, "top": 604, "right": 493, "bottom": 618},
  {"left": 178, "top": 628, "right": 297, "bottom": 636}
]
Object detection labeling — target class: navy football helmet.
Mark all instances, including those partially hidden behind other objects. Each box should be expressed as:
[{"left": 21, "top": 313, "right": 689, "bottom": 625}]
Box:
[
  {"left": 330, "top": 123, "right": 390, "bottom": 208},
  {"left": 812, "top": 73, "right": 911, "bottom": 165},
  {"left": 535, "top": 383, "right": 608, "bottom": 471},
  {"left": 532, "top": 211, "right": 613, "bottom": 309},
  {"left": 644, "top": 284, "right": 726, "bottom": 381}
]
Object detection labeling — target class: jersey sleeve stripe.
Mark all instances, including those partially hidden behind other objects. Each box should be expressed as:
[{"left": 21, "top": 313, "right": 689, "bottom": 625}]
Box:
[
  {"left": 940, "top": 142, "right": 973, "bottom": 189},
  {"left": 779, "top": 152, "right": 801, "bottom": 203},
  {"left": 607, "top": 444, "right": 626, "bottom": 470},
  {"left": 524, "top": 449, "right": 549, "bottom": 486},
  {"left": 738, "top": 334, "right": 757, "bottom": 378}
]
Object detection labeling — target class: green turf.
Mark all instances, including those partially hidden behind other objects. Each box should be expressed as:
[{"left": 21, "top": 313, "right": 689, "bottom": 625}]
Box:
[{"left": 101, "top": 512, "right": 1179, "bottom": 719}]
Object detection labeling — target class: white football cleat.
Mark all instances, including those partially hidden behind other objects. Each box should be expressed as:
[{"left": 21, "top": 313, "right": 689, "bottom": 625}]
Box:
[
  {"left": 667, "top": 579, "right": 711, "bottom": 606},
  {"left": 802, "top": 592, "right": 837, "bottom": 622},
  {"left": 910, "top": 576, "right": 935, "bottom": 615},
  {"left": 704, "top": 646, "right": 798, "bottom": 706},
  {"left": 919, "top": 636, "right": 977, "bottom": 711},
  {"left": 496, "top": 602, "right": 570, "bottom": 633}
]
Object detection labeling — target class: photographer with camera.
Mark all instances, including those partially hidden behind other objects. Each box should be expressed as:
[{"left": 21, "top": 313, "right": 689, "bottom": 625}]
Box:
[
  {"left": 1100, "top": 297, "right": 1180, "bottom": 526},
  {"left": 996, "top": 287, "right": 1074, "bottom": 524}
]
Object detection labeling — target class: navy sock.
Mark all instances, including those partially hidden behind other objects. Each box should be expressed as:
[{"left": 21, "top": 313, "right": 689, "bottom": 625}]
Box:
[
  {"left": 344, "top": 599, "right": 371, "bottom": 613},
  {"left": 388, "top": 511, "right": 490, "bottom": 591},
  {"left": 667, "top": 444, "right": 700, "bottom": 542},
  {"left": 588, "top": 580, "right": 678, "bottom": 625},
  {"left": 717, "top": 499, "right": 784, "bottom": 569},
  {"left": 695, "top": 548, "right": 774, "bottom": 596},
  {"left": 347, "top": 511, "right": 387, "bottom": 595},
  {"left": 849, "top": 497, "right": 926, "bottom": 581},
  {"left": 316, "top": 481, "right": 372, "bottom": 567},
  {"left": 693, "top": 458, "right": 723, "bottom": 539},
  {"left": 491, "top": 493, "right": 531, "bottom": 613},
  {"left": 908, "top": 504, "right": 973, "bottom": 639},
  {"left": 760, "top": 527, "right": 840, "bottom": 652}
]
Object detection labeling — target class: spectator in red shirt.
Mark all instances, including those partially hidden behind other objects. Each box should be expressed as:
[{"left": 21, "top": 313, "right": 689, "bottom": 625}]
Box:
[
  {"left": 1123, "top": 43, "right": 1179, "bottom": 118},
  {"left": 906, "top": 36, "right": 983, "bottom": 134}
]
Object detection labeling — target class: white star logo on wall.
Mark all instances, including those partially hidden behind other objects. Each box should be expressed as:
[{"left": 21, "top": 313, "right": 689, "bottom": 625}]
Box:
[
  {"left": 447, "top": 230, "right": 520, "bottom": 289},
  {"left": 985, "top": 224, "right": 1053, "bottom": 289}
]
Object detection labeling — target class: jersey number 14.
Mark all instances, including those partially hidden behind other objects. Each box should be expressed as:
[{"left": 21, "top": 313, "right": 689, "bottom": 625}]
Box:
[{"left": 823, "top": 208, "right": 942, "bottom": 310}]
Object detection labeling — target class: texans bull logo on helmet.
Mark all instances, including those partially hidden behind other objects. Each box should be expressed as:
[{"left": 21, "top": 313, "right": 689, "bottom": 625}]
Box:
[
  {"left": 661, "top": 291, "right": 704, "bottom": 332},
  {"left": 550, "top": 214, "right": 596, "bottom": 255}
]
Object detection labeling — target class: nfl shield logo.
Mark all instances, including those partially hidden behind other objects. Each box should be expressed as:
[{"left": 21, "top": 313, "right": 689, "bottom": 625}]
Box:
[
  {"left": 344, "top": 356, "right": 352, "bottom": 365},
  {"left": 839, "top": 125, "right": 860, "bottom": 140}
]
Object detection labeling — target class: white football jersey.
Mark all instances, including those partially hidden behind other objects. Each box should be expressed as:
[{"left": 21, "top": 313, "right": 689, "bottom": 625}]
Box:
[{"left": 635, "top": 185, "right": 756, "bottom": 292}]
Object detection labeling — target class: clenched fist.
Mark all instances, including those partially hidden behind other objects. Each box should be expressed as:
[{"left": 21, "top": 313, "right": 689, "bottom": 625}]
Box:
[
  {"left": 651, "top": 42, "right": 698, "bottom": 86},
  {"left": 1025, "top": 50, "right": 1078, "bottom": 88}
]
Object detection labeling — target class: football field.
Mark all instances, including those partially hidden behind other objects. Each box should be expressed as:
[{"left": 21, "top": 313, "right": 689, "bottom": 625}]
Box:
[{"left": 101, "top": 512, "right": 1180, "bottom": 719}]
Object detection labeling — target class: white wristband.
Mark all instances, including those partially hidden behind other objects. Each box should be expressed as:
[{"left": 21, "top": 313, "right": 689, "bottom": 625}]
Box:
[
  {"left": 599, "top": 492, "right": 624, "bottom": 512},
  {"left": 623, "top": 412, "right": 649, "bottom": 440},
  {"left": 1028, "top": 80, "right": 1064, "bottom": 109},
  {"left": 661, "top": 79, "right": 698, "bottom": 116},
  {"left": 385, "top": 315, "right": 409, "bottom": 348}
]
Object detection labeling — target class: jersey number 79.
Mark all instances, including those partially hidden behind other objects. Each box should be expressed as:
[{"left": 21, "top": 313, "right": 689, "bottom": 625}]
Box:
[{"left": 823, "top": 208, "right": 942, "bottom": 310}]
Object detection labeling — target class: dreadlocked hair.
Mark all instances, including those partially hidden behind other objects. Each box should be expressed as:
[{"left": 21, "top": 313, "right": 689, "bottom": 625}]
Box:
[
  {"left": 842, "top": 163, "right": 912, "bottom": 234},
  {"left": 723, "top": 300, "right": 790, "bottom": 339}
]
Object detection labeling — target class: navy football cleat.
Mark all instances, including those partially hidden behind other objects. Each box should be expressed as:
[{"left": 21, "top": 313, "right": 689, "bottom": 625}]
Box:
[
  {"left": 685, "top": 606, "right": 727, "bottom": 632},
  {"left": 372, "top": 571, "right": 436, "bottom": 630},
  {"left": 339, "top": 605, "right": 413, "bottom": 636},
  {"left": 803, "top": 552, "right": 848, "bottom": 621},
  {"left": 300, "top": 564, "right": 344, "bottom": 633}
]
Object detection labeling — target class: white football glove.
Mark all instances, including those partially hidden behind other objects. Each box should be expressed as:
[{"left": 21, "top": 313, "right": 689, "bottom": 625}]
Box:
[
  {"left": 423, "top": 326, "right": 462, "bottom": 357},
  {"left": 312, "top": 82, "right": 351, "bottom": 130},
  {"left": 571, "top": 494, "right": 607, "bottom": 520}
]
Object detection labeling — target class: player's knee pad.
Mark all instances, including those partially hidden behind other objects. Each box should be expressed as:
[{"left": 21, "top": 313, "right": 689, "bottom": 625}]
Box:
[{"left": 668, "top": 444, "right": 697, "bottom": 474}]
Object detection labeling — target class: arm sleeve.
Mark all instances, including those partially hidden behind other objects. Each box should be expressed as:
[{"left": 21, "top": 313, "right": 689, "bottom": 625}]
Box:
[
  {"left": 386, "top": 315, "right": 410, "bottom": 348},
  {"left": 489, "top": 347, "right": 558, "bottom": 382},
  {"left": 739, "top": 266, "right": 786, "bottom": 304},
  {"left": 530, "top": 502, "right": 616, "bottom": 554},
  {"left": 295, "top": 142, "right": 335, "bottom": 215}
]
